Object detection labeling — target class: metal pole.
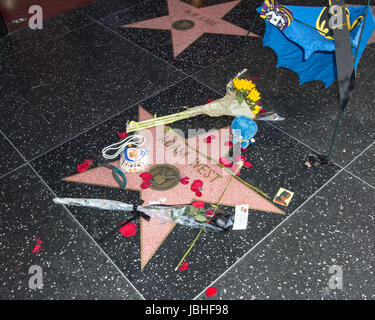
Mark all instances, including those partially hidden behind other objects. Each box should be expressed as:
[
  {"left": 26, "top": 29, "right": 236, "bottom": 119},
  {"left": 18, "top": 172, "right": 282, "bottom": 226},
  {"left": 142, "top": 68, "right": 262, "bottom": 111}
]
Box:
[{"left": 0, "top": 11, "right": 8, "bottom": 38}]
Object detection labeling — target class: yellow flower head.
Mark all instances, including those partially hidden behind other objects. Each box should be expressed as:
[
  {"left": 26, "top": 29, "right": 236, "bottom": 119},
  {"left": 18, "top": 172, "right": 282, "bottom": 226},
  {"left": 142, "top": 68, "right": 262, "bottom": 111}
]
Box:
[
  {"left": 247, "top": 89, "right": 261, "bottom": 102},
  {"left": 233, "top": 78, "right": 255, "bottom": 92}
]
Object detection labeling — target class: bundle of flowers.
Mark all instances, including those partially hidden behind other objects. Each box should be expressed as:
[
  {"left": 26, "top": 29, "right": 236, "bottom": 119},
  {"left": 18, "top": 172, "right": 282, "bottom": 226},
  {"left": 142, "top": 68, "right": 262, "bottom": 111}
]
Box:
[{"left": 232, "top": 77, "right": 262, "bottom": 116}]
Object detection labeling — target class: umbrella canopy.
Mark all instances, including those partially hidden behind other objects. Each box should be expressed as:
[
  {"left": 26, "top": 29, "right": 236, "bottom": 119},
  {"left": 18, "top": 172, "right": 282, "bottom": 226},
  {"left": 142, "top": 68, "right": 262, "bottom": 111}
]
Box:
[{"left": 257, "top": 3, "right": 375, "bottom": 87}]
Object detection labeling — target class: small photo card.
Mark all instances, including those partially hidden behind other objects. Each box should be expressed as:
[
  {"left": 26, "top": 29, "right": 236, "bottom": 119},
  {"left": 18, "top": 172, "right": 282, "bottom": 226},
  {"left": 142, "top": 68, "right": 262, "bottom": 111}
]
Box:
[{"left": 273, "top": 188, "right": 294, "bottom": 207}]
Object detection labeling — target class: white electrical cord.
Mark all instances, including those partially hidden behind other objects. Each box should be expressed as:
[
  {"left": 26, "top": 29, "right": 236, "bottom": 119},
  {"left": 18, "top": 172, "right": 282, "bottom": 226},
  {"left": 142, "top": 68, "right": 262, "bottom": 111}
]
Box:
[{"left": 101, "top": 134, "right": 145, "bottom": 160}]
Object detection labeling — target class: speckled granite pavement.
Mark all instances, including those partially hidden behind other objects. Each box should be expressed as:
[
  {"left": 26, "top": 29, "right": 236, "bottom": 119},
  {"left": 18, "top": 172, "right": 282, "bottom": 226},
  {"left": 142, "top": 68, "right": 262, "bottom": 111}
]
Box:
[{"left": 0, "top": 0, "right": 374, "bottom": 300}]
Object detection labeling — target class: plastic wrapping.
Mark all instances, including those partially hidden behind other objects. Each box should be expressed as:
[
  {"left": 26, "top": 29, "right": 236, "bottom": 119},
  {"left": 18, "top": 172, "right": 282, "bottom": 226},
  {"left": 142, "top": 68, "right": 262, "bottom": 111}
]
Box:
[{"left": 53, "top": 198, "right": 232, "bottom": 231}]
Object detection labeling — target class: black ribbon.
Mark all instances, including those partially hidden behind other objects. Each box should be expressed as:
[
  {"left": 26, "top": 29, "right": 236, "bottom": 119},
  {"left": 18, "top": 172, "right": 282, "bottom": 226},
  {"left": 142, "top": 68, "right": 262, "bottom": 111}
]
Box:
[{"left": 97, "top": 202, "right": 150, "bottom": 244}]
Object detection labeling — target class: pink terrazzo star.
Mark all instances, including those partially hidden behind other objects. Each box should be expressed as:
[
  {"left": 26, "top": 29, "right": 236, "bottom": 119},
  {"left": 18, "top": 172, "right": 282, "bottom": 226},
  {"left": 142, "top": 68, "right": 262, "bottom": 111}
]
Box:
[
  {"left": 121, "top": 0, "right": 258, "bottom": 57},
  {"left": 63, "top": 106, "right": 283, "bottom": 269}
]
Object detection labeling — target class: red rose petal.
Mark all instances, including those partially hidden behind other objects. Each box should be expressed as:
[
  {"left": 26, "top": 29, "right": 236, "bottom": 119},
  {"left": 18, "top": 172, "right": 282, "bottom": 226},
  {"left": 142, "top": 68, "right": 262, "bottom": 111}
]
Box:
[
  {"left": 140, "top": 180, "right": 152, "bottom": 189},
  {"left": 205, "top": 210, "right": 214, "bottom": 217},
  {"left": 241, "top": 147, "right": 247, "bottom": 153},
  {"left": 180, "top": 261, "right": 189, "bottom": 271},
  {"left": 117, "top": 131, "right": 128, "bottom": 140},
  {"left": 224, "top": 141, "right": 233, "bottom": 148},
  {"left": 259, "top": 108, "right": 266, "bottom": 114},
  {"left": 195, "top": 191, "right": 202, "bottom": 197},
  {"left": 139, "top": 172, "right": 153, "bottom": 180},
  {"left": 31, "top": 237, "right": 42, "bottom": 254},
  {"left": 180, "top": 176, "right": 190, "bottom": 185},
  {"left": 77, "top": 163, "right": 89, "bottom": 173},
  {"left": 77, "top": 159, "right": 94, "bottom": 173},
  {"left": 84, "top": 159, "right": 94, "bottom": 166},
  {"left": 206, "top": 287, "right": 217, "bottom": 297},
  {"left": 192, "top": 201, "right": 205, "bottom": 209},
  {"left": 204, "top": 135, "right": 216, "bottom": 144},
  {"left": 31, "top": 244, "right": 42, "bottom": 254},
  {"left": 207, "top": 99, "right": 214, "bottom": 102},
  {"left": 119, "top": 222, "right": 137, "bottom": 237},
  {"left": 219, "top": 157, "right": 233, "bottom": 168},
  {"left": 251, "top": 77, "right": 259, "bottom": 81},
  {"left": 191, "top": 179, "right": 203, "bottom": 188},
  {"left": 244, "top": 161, "right": 253, "bottom": 168}
]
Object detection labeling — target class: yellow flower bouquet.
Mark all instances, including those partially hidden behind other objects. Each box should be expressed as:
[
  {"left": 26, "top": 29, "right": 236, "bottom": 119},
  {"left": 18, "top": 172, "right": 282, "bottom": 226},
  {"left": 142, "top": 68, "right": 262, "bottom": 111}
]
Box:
[{"left": 232, "top": 77, "right": 262, "bottom": 116}]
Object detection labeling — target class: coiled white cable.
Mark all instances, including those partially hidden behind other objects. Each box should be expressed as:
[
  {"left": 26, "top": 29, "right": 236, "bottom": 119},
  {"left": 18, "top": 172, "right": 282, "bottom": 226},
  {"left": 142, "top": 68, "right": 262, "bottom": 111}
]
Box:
[{"left": 101, "top": 134, "right": 145, "bottom": 160}]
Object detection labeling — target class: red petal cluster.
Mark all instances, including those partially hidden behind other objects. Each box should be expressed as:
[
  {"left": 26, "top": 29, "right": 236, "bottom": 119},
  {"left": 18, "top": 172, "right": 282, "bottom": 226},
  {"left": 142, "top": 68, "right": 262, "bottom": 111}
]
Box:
[
  {"left": 192, "top": 201, "right": 205, "bottom": 209},
  {"left": 117, "top": 131, "right": 128, "bottom": 140},
  {"left": 77, "top": 159, "right": 94, "bottom": 173},
  {"left": 191, "top": 179, "right": 203, "bottom": 197},
  {"left": 180, "top": 176, "right": 190, "bottom": 185},
  {"left": 180, "top": 261, "right": 189, "bottom": 271},
  {"left": 205, "top": 210, "right": 214, "bottom": 217},
  {"left": 139, "top": 172, "right": 153, "bottom": 189}
]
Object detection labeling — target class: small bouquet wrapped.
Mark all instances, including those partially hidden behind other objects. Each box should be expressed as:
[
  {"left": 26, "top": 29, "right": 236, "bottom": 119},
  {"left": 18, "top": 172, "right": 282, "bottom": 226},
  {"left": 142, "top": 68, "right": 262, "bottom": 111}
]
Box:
[
  {"left": 231, "top": 77, "right": 262, "bottom": 117},
  {"left": 126, "top": 69, "right": 262, "bottom": 132},
  {"left": 53, "top": 198, "right": 232, "bottom": 232}
]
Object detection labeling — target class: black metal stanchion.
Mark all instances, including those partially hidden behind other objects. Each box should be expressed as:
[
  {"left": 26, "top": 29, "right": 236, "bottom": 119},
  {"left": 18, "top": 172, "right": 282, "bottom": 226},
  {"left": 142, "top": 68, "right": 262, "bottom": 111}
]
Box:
[{"left": 0, "top": 11, "right": 8, "bottom": 38}]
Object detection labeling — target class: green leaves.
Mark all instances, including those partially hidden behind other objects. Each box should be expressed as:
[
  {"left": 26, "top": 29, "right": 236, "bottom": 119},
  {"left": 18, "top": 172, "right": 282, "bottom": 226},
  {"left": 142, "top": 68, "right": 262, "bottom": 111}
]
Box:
[
  {"left": 194, "top": 214, "right": 208, "bottom": 223},
  {"left": 236, "top": 92, "right": 244, "bottom": 105}
]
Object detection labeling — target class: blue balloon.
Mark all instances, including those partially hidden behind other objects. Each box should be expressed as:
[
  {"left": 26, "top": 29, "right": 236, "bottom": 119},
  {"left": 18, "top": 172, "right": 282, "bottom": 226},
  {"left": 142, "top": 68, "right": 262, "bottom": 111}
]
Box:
[{"left": 231, "top": 116, "right": 258, "bottom": 149}]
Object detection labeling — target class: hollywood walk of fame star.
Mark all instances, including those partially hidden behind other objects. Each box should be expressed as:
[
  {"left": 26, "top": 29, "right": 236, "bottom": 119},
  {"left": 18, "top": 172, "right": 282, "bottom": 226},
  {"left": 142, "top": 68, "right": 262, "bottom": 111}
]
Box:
[
  {"left": 121, "top": 0, "right": 259, "bottom": 57},
  {"left": 63, "top": 106, "right": 283, "bottom": 269}
]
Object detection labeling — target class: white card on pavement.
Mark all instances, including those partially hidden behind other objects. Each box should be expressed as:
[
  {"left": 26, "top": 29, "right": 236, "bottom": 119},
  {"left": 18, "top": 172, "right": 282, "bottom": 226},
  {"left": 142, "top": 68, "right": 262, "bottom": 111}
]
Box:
[{"left": 232, "top": 204, "right": 249, "bottom": 230}]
